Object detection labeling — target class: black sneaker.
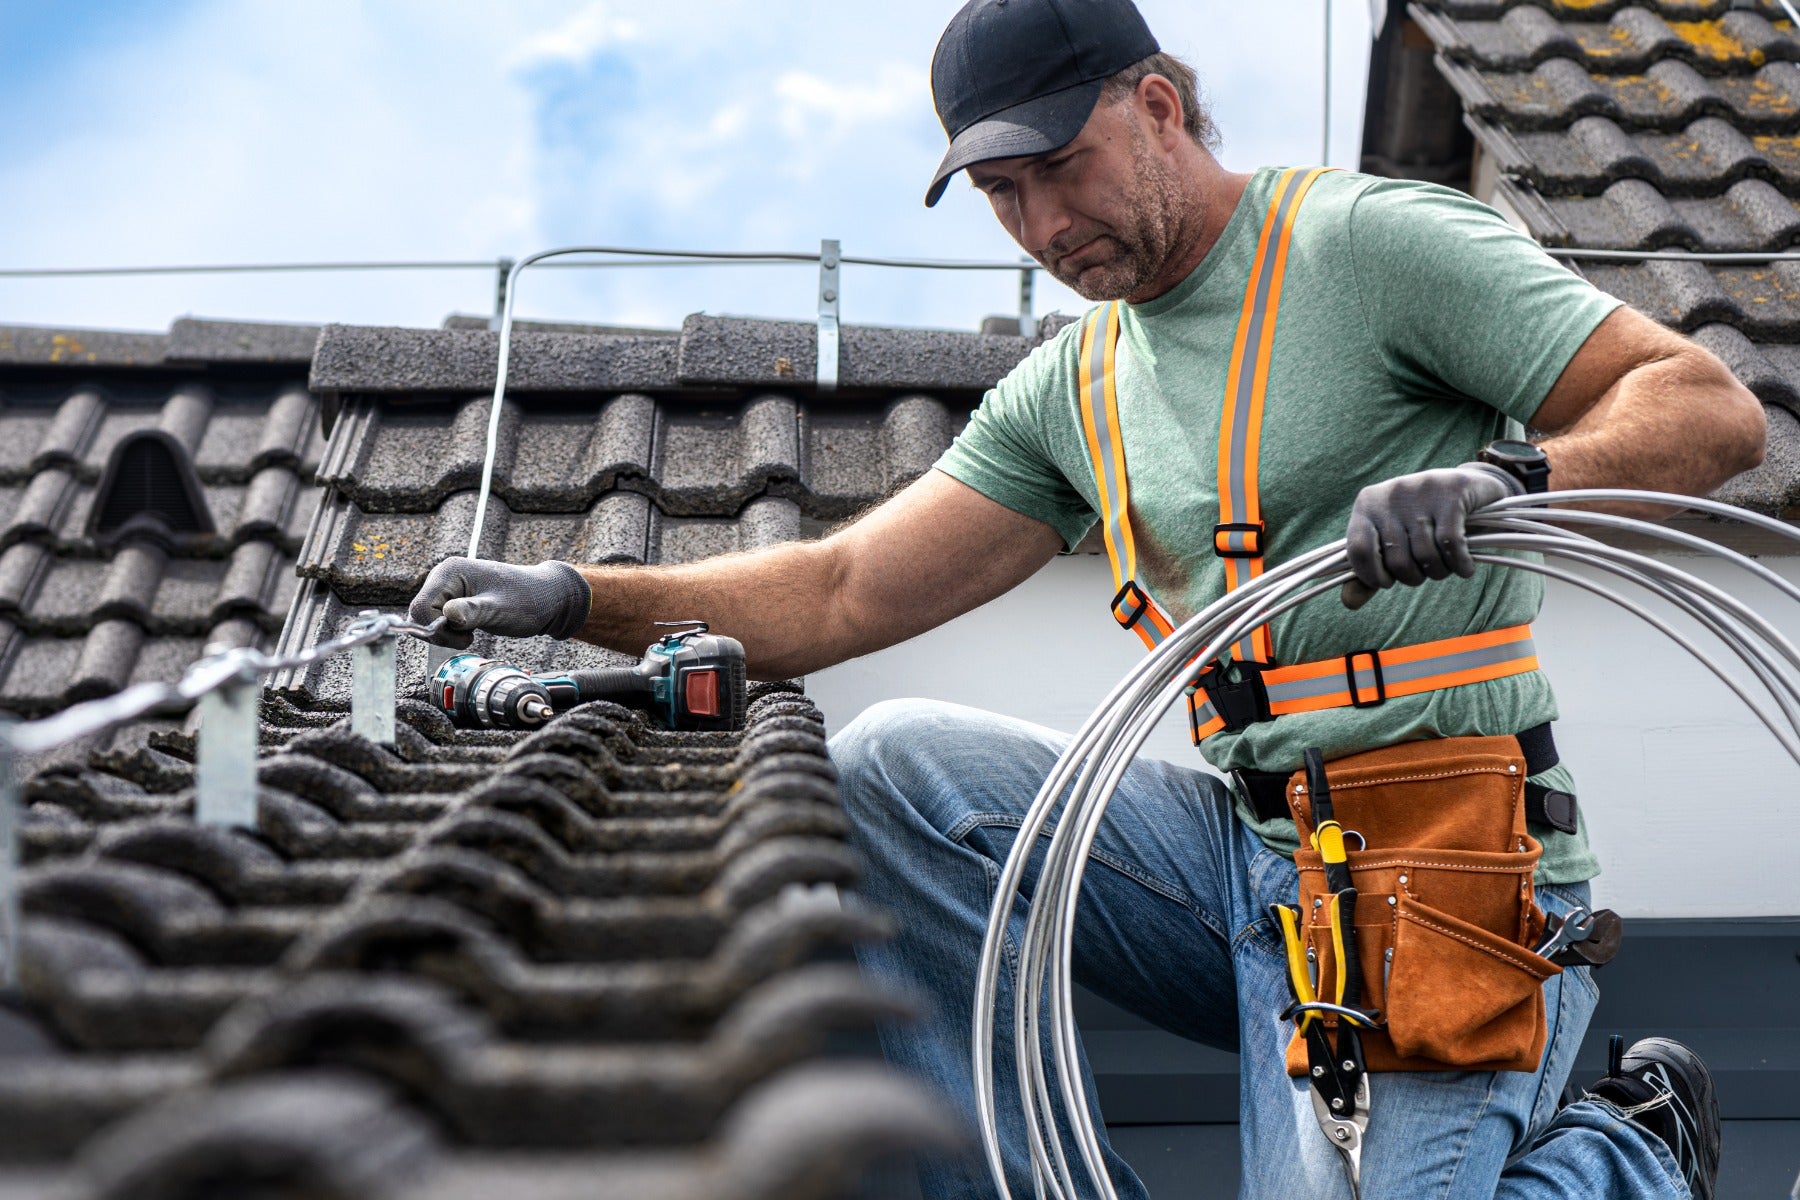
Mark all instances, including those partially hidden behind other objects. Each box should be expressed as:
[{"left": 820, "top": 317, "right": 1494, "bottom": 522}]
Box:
[{"left": 1585, "top": 1034, "right": 1721, "bottom": 1200}]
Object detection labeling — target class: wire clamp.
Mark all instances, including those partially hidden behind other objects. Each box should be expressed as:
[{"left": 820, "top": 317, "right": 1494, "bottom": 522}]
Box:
[
  {"left": 351, "top": 610, "right": 399, "bottom": 747},
  {"left": 817, "top": 238, "right": 841, "bottom": 393},
  {"left": 195, "top": 657, "right": 261, "bottom": 829}
]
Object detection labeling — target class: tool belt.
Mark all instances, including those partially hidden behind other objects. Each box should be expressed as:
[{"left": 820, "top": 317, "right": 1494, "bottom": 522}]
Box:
[
  {"left": 1236, "top": 721, "right": 1581, "bottom": 835},
  {"left": 1274, "top": 734, "right": 1565, "bottom": 1077}
]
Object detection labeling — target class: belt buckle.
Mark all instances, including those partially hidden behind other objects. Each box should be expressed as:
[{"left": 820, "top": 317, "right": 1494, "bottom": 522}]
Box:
[
  {"left": 1199, "top": 660, "right": 1273, "bottom": 732},
  {"left": 1111, "top": 580, "right": 1152, "bottom": 630},
  {"left": 1344, "top": 650, "right": 1386, "bottom": 708},
  {"left": 1213, "top": 521, "right": 1265, "bottom": 559}
]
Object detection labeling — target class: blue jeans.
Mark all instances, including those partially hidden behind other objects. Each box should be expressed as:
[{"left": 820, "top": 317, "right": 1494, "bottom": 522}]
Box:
[{"left": 832, "top": 699, "right": 1689, "bottom": 1200}]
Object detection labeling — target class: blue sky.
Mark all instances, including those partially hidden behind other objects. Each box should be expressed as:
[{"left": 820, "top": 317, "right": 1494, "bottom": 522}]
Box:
[{"left": 0, "top": 1, "right": 1375, "bottom": 334}]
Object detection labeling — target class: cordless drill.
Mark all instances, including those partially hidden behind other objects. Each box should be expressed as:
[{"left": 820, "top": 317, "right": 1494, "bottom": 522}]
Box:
[{"left": 431, "top": 623, "right": 748, "bottom": 732}]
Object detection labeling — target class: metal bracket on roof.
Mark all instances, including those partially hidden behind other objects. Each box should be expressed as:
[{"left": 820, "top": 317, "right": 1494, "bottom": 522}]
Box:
[
  {"left": 351, "top": 611, "right": 398, "bottom": 747},
  {"left": 490, "top": 257, "right": 516, "bottom": 331},
  {"left": 196, "top": 673, "right": 260, "bottom": 829},
  {"left": 0, "top": 731, "right": 18, "bottom": 990},
  {"left": 817, "top": 239, "right": 840, "bottom": 393},
  {"left": 1018, "top": 260, "right": 1038, "bottom": 340}
]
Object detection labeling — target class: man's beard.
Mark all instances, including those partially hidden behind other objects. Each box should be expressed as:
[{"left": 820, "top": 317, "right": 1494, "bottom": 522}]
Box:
[{"left": 1041, "top": 128, "right": 1181, "bottom": 301}]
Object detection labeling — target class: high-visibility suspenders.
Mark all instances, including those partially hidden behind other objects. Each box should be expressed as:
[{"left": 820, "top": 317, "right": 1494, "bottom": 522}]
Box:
[
  {"left": 1076, "top": 166, "right": 1542, "bottom": 746},
  {"left": 1079, "top": 300, "right": 1176, "bottom": 651}
]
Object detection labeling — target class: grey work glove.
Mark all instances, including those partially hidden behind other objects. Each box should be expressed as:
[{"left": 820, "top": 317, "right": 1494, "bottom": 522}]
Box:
[
  {"left": 1341, "top": 463, "right": 1522, "bottom": 610},
  {"left": 408, "top": 557, "right": 592, "bottom": 649}
]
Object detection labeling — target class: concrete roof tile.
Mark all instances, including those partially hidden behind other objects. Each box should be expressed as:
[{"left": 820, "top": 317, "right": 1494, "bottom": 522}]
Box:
[
  {"left": 1716, "top": 402, "right": 1800, "bottom": 511},
  {"left": 0, "top": 325, "right": 169, "bottom": 369},
  {"left": 1409, "top": 0, "right": 1800, "bottom": 513},
  {"left": 649, "top": 497, "right": 805, "bottom": 567},
  {"left": 1432, "top": 1, "right": 1790, "bottom": 24},
  {"left": 164, "top": 318, "right": 321, "bottom": 365},
  {"left": 309, "top": 325, "right": 682, "bottom": 394}
]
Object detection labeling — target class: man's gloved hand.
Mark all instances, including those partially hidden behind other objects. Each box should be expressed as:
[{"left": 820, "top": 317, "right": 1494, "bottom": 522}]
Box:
[
  {"left": 408, "top": 557, "right": 592, "bottom": 649},
  {"left": 1342, "top": 464, "right": 1522, "bottom": 610}
]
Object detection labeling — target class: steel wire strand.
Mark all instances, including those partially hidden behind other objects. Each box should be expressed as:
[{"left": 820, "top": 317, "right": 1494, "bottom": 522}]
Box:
[
  {"left": 1002, "top": 564, "right": 1352, "bottom": 1197},
  {"left": 1029, "top": 574, "right": 1357, "bottom": 1195},
  {"left": 1485, "top": 505, "right": 1800, "bottom": 728},
  {"left": 1030, "top": 575, "right": 1352, "bottom": 1197},
  {"left": 4, "top": 614, "right": 445, "bottom": 756},
  {"left": 1476, "top": 521, "right": 1800, "bottom": 734},
  {"left": 1486, "top": 489, "right": 1800, "bottom": 547},
  {"left": 972, "top": 544, "right": 1348, "bottom": 1199},
  {"left": 1462, "top": 538, "right": 1800, "bottom": 764},
  {"left": 1482, "top": 506, "right": 1800, "bottom": 607},
  {"left": 990, "top": 492, "right": 1800, "bottom": 1197}
]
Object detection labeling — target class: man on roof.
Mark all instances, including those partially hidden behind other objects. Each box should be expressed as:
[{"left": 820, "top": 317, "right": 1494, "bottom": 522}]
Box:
[{"left": 409, "top": 1, "right": 1764, "bottom": 1196}]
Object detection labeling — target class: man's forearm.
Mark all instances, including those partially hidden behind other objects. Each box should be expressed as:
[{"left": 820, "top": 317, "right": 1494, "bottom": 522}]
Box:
[
  {"left": 1539, "top": 347, "right": 1765, "bottom": 515},
  {"left": 572, "top": 541, "right": 849, "bottom": 680}
]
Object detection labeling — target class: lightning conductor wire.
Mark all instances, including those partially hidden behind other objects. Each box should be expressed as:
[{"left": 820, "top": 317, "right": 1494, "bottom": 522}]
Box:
[{"left": 982, "top": 490, "right": 1800, "bottom": 1198}]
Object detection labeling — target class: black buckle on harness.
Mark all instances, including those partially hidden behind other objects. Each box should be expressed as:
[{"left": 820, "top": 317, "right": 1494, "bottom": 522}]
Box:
[
  {"left": 1344, "top": 650, "right": 1386, "bottom": 708},
  {"left": 1213, "top": 521, "right": 1265, "bottom": 558},
  {"left": 1111, "top": 580, "right": 1152, "bottom": 630},
  {"left": 1197, "top": 660, "right": 1273, "bottom": 734}
]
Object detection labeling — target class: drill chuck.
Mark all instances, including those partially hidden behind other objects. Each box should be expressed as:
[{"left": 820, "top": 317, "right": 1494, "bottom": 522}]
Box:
[{"left": 434, "top": 657, "right": 559, "bottom": 729}]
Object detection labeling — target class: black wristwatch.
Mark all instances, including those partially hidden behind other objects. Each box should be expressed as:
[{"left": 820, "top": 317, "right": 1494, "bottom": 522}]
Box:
[{"left": 1478, "top": 438, "right": 1551, "bottom": 495}]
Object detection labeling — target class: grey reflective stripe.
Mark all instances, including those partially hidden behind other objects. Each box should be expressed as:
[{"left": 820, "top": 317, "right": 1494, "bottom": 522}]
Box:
[
  {"left": 1263, "top": 636, "right": 1539, "bottom": 706},
  {"left": 1192, "top": 696, "right": 1219, "bottom": 728}
]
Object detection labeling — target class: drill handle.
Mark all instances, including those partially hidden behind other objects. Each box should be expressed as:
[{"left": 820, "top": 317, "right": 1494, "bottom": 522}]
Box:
[{"left": 546, "top": 667, "right": 653, "bottom": 710}]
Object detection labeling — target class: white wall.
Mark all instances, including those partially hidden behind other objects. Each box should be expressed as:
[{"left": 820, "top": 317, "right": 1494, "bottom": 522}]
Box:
[{"left": 807, "top": 551, "right": 1800, "bottom": 919}]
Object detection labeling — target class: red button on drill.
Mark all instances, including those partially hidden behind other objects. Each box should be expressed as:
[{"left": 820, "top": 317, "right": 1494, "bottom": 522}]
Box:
[{"left": 684, "top": 669, "right": 720, "bottom": 717}]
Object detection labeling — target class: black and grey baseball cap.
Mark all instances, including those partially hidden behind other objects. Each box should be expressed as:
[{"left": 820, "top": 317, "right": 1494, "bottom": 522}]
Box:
[{"left": 925, "top": 0, "right": 1160, "bottom": 207}]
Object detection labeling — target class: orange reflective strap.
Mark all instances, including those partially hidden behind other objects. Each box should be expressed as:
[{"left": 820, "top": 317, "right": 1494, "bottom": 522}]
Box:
[
  {"left": 1186, "top": 625, "right": 1540, "bottom": 741},
  {"left": 1078, "top": 301, "right": 1178, "bottom": 649},
  {"left": 1217, "top": 165, "right": 1333, "bottom": 665}
]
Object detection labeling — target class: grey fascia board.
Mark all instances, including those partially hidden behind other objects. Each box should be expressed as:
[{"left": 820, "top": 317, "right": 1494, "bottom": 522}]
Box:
[
  {"left": 166, "top": 318, "right": 323, "bottom": 365},
  {"left": 0, "top": 323, "right": 170, "bottom": 369}
]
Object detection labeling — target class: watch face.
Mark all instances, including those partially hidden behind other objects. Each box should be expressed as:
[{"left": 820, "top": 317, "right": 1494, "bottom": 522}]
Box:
[{"left": 1485, "top": 438, "right": 1541, "bottom": 464}]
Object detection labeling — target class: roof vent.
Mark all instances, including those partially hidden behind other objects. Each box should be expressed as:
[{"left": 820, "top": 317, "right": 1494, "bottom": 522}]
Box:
[{"left": 88, "top": 430, "right": 216, "bottom": 547}]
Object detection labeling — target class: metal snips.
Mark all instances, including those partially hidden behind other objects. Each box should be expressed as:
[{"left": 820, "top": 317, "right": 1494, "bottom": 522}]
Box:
[{"left": 1309, "top": 1070, "right": 1369, "bottom": 1200}]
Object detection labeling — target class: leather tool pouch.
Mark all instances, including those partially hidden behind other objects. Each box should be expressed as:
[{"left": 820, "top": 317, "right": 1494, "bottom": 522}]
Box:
[{"left": 1281, "top": 735, "right": 1562, "bottom": 1077}]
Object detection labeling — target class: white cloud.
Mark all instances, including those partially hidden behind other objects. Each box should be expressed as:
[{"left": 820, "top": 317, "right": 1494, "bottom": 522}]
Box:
[
  {"left": 506, "top": 2, "right": 640, "bottom": 72},
  {"left": 772, "top": 62, "right": 926, "bottom": 143}
]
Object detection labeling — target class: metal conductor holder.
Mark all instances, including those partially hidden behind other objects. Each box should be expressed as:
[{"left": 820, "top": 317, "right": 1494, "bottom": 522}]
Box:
[
  {"left": 195, "top": 660, "right": 260, "bottom": 829},
  {"left": 351, "top": 609, "right": 400, "bottom": 747},
  {"left": 818, "top": 238, "right": 841, "bottom": 393}
]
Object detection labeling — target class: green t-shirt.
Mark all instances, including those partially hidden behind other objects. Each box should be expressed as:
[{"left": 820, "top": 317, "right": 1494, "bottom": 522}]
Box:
[{"left": 935, "top": 168, "right": 1623, "bottom": 885}]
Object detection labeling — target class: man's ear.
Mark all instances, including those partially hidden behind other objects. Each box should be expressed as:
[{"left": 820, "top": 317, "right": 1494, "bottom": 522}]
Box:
[{"left": 1136, "top": 74, "right": 1185, "bottom": 149}]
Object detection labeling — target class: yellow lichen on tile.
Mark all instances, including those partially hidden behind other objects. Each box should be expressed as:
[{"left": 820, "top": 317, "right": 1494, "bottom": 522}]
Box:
[
  {"left": 1746, "top": 73, "right": 1799, "bottom": 115},
  {"left": 47, "top": 333, "right": 87, "bottom": 364},
  {"left": 1669, "top": 20, "right": 1760, "bottom": 65},
  {"left": 1555, "top": 0, "right": 1612, "bottom": 11},
  {"left": 1575, "top": 25, "right": 1633, "bottom": 57}
]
